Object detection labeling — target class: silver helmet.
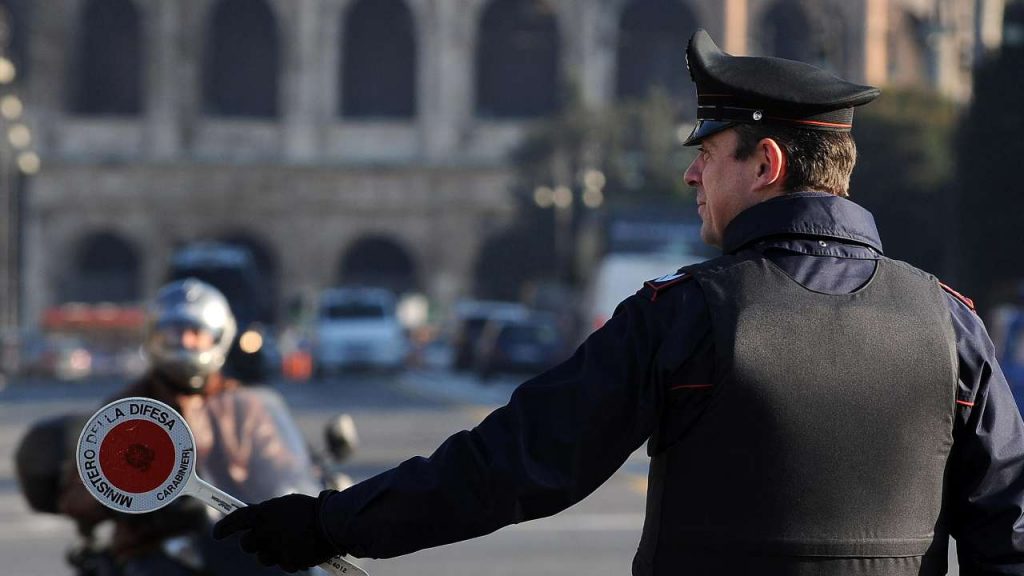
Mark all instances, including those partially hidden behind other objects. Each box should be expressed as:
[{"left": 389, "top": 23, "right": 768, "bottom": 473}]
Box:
[{"left": 143, "top": 279, "right": 237, "bottom": 393}]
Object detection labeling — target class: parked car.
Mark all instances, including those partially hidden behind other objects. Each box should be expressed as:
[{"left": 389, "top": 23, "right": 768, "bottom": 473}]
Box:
[
  {"left": 474, "top": 312, "right": 569, "bottom": 380},
  {"left": 314, "top": 287, "right": 407, "bottom": 374},
  {"left": 450, "top": 300, "right": 530, "bottom": 371},
  {"left": 19, "top": 334, "right": 93, "bottom": 381}
]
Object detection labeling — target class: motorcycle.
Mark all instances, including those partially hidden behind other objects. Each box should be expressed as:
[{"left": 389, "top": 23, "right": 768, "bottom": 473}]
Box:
[{"left": 13, "top": 386, "right": 359, "bottom": 576}]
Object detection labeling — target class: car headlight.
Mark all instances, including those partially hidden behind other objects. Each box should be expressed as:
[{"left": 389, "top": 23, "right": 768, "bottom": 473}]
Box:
[{"left": 239, "top": 329, "right": 264, "bottom": 354}]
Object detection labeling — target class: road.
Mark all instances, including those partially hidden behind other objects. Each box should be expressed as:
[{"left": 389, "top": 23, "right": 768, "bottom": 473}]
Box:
[
  {"left": 0, "top": 370, "right": 959, "bottom": 575},
  {"left": 0, "top": 370, "right": 648, "bottom": 576}
]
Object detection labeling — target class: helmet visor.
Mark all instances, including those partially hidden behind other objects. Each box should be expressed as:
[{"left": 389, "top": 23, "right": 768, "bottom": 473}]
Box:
[{"left": 151, "top": 319, "right": 221, "bottom": 353}]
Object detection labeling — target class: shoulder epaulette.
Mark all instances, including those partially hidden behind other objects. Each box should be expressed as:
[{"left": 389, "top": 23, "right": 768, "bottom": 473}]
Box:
[
  {"left": 639, "top": 271, "right": 693, "bottom": 302},
  {"left": 939, "top": 281, "right": 976, "bottom": 312}
]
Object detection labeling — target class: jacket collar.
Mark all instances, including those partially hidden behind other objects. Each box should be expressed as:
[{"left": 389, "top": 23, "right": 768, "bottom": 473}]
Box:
[{"left": 721, "top": 192, "right": 884, "bottom": 255}]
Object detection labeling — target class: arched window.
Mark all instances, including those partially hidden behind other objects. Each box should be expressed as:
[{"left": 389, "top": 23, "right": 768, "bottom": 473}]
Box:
[
  {"left": 70, "top": 0, "right": 143, "bottom": 115},
  {"left": 65, "top": 232, "right": 141, "bottom": 303},
  {"left": 616, "top": 0, "right": 695, "bottom": 102},
  {"left": 761, "top": 1, "right": 843, "bottom": 70},
  {"left": 339, "top": 236, "right": 418, "bottom": 294},
  {"left": 203, "top": 0, "right": 279, "bottom": 118},
  {"left": 341, "top": 0, "right": 417, "bottom": 118},
  {"left": 476, "top": 0, "right": 560, "bottom": 118}
]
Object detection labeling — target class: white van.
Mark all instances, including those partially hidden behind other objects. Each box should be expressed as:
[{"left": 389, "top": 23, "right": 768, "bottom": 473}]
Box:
[
  {"left": 584, "top": 252, "right": 705, "bottom": 332},
  {"left": 314, "top": 288, "right": 407, "bottom": 374}
]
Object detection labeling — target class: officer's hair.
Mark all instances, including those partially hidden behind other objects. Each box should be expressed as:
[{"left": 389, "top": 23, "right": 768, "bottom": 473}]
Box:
[{"left": 732, "top": 125, "right": 857, "bottom": 197}]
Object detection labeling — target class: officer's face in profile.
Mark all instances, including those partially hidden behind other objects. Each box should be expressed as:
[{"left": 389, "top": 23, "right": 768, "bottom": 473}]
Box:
[{"left": 684, "top": 128, "right": 768, "bottom": 248}]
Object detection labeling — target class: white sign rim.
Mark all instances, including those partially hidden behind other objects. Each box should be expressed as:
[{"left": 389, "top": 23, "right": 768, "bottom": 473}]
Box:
[{"left": 76, "top": 396, "right": 197, "bottom": 515}]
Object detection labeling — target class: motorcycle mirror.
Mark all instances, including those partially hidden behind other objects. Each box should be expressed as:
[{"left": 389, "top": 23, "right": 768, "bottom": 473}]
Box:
[
  {"left": 76, "top": 397, "right": 368, "bottom": 576},
  {"left": 324, "top": 413, "right": 359, "bottom": 463}
]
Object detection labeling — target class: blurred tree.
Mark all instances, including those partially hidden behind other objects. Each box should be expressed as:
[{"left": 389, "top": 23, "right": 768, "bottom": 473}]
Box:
[
  {"left": 955, "top": 1, "right": 1024, "bottom": 311},
  {"left": 0, "top": 0, "right": 32, "bottom": 80},
  {"left": 512, "top": 89, "right": 695, "bottom": 209},
  {"left": 850, "top": 89, "right": 957, "bottom": 278},
  {"left": 473, "top": 91, "right": 696, "bottom": 299}
]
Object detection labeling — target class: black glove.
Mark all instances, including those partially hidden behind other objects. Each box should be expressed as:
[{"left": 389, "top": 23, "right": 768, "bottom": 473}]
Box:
[{"left": 213, "top": 491, "right": 341, "bottom": 573}]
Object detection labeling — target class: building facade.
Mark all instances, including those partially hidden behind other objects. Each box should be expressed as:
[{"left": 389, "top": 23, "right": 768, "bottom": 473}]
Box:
[{"left": 0, "top": 0, "right": 1004, "bottom": 327}]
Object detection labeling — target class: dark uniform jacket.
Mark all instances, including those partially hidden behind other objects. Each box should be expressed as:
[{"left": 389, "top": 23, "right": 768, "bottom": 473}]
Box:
[{"left": 321, "top": 192, "right": 1024, "bottom": 575}]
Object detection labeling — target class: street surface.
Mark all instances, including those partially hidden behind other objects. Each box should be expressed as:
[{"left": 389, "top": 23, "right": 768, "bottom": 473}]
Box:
[
  {"left": 0, "top": 370, "right": 647, "bottom": 576},
  {"left": 0, "top": 370, "right": 959, "bottom": 575}
]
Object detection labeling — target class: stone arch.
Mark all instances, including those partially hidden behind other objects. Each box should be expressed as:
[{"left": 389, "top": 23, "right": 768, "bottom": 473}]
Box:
[
  {"left": 69, "top": 0, "right": 143, "bottom": 115},
  {"left": 64, "top": 230, "right": 141, "bottom": 303},
  {"left": 475, "top": 0, "right": 561, "bottom": 118},
  {"left": 615, "top": 0, "right": 697, "bottom": 113},
  {"left": 337, "top": 235, "right": 419, "bottom": 295},
  {"left": 472, "top": 219, "right": 556, "bottom": 301},
  {"left": 341, "top": 0, "right": 417, "bottom": 118},
  {"left": 203, "top": 0, "right": 280, "bottom": 117}
]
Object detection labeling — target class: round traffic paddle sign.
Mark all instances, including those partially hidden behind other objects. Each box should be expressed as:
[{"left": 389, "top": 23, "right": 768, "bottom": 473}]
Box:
[
  {"left": 74, "top": 396, "right": 369, "bottom": 575},
  {"left": 75, "top": 397, "right": 196, "bottom": 514}
]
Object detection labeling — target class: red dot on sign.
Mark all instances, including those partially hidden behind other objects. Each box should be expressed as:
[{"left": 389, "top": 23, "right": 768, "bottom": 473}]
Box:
[{"left": 99, "top": 419, "right": 176, "bottom": 494}]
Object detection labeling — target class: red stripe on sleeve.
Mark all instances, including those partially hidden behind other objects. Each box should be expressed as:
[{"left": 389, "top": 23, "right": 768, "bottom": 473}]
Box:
[
  {"left": 670, "top": 384, "right": 713, "bottom": 391},
  {"left": 939, "top": 282, "right": 976, "bottom": 311}
]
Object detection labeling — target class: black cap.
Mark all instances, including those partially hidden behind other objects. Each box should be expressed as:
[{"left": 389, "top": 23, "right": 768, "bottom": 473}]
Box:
[{"left": 683, "top": 29, "right": 881, "bottom": 146}]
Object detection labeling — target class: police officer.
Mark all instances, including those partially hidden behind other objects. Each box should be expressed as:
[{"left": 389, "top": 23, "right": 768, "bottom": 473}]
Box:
[{"left": 214, "top": 30, "right": 1024, "bottom": 575}]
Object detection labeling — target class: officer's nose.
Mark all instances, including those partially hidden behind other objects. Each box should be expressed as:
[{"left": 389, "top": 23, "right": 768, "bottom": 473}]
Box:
[{"left": 684, "top": 156, "right": 702, "bottom": 188}]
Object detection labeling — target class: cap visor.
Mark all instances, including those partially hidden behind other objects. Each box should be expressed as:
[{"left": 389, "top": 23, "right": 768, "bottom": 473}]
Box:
[{"left": 683, "top": 120, "right": 734, "bottom": 146}]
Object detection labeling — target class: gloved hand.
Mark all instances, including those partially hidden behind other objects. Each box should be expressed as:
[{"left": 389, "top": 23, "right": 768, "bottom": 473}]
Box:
[{"left": 213, "top": 490, "right": 341, "bottom": 573}]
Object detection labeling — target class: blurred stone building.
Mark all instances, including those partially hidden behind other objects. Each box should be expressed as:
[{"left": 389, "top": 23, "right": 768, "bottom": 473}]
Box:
[{"left": 0, "top": 0, "right": 1007, "bottom": 327}]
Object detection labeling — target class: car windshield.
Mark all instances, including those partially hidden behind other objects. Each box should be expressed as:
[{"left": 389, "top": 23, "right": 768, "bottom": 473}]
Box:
[{"left": 323, "top": 302, "right": 386, "bottom": 319}]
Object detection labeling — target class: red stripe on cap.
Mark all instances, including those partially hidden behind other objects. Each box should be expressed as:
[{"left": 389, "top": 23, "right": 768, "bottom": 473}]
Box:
[{"left": 766, "top": 116, "right": 852, "bottom": 129}]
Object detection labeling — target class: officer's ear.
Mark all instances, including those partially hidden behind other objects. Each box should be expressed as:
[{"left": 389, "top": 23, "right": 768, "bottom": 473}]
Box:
[{"left": 754, "top": 137, "right": 786, "bottom": 193}]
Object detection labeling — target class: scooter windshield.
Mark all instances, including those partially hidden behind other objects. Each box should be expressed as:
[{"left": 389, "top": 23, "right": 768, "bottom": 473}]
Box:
[{"left": 187, "top": 386, "right": 320, "bottom": 503}]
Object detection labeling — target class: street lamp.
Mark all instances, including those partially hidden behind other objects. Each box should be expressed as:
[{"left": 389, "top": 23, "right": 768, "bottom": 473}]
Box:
[
  {"left": 1, "top": 94, "right": 21, "bottom": 120},
  {"left": 533, "top": 185, "right": 554, "bottom": 208},
  {"left": 581, "top": 169, "right": 606, "bottom": 209},
  {"left": 0, "top": 56, "right": 15, "bottom": 85},
  {"left": 532, "top": 169, "right": 606, "bottom": 281},
  {"left": 16, "top": 151, "right": 39, "bottom": 175},
  {"left": 0, "top": 6, "right": 40, "bottom": 332},
  {"left": 7, "top": 123, "right": 30, "bottom": 148}
]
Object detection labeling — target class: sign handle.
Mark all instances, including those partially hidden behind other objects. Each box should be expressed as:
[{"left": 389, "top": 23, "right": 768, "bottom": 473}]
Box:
[
  {"left": 189, "top": 476, "right": 246, "bottom": 514},
  {"left": 188, "top": 477, "right": 369, "bottom": 576}
]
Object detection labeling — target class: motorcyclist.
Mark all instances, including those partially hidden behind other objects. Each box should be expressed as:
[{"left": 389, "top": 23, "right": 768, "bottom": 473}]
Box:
[{"left": 57, "top": 279, "right": 319, "bottom": 575}]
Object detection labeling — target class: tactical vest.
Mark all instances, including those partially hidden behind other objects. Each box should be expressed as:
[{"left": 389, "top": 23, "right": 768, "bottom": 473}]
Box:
[{"left": 633, "top": 255, "right": 957, "bottom": 576}]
